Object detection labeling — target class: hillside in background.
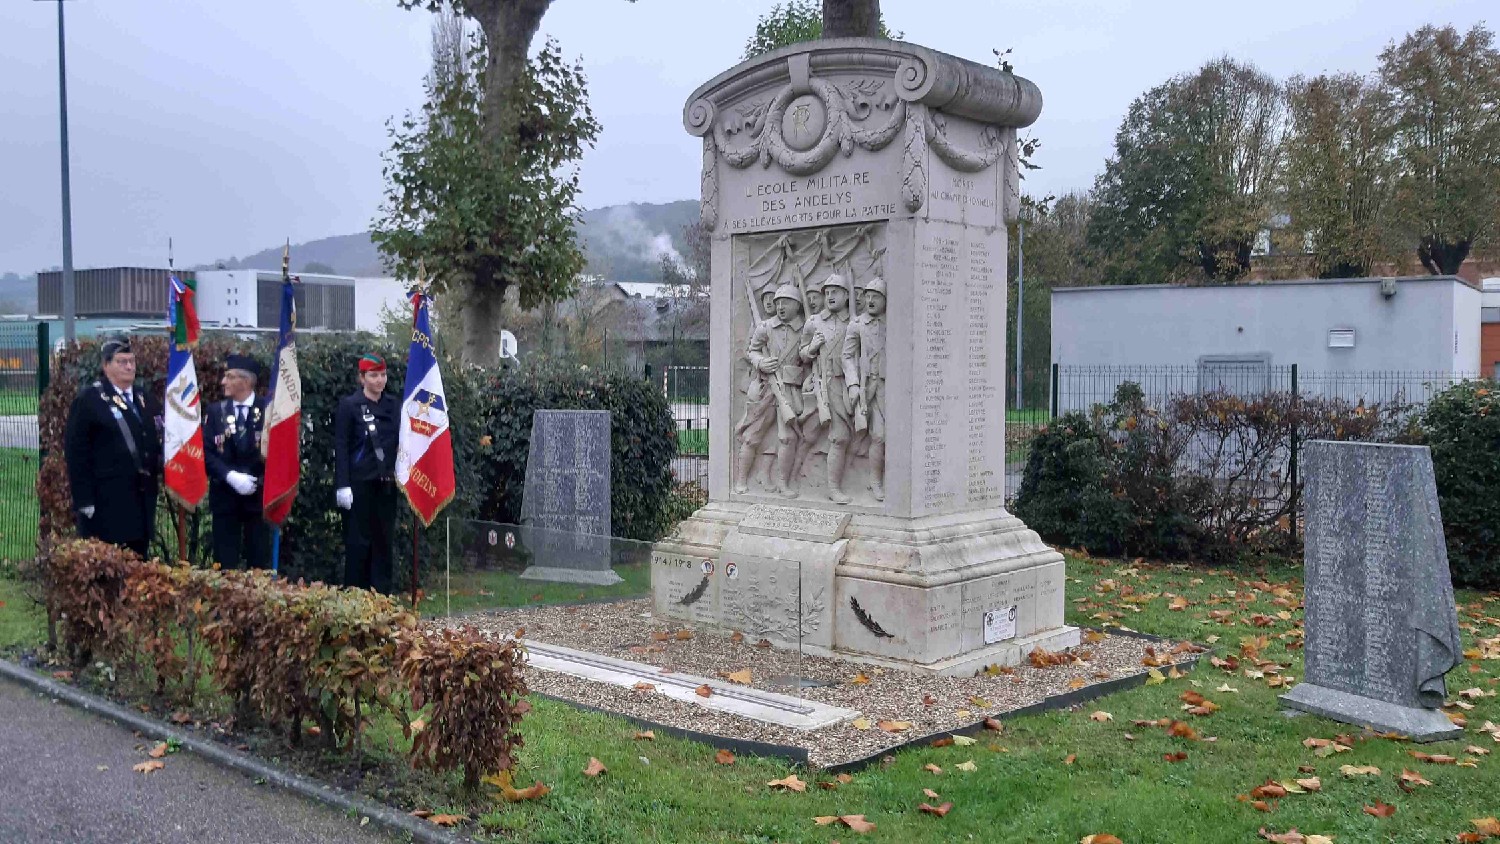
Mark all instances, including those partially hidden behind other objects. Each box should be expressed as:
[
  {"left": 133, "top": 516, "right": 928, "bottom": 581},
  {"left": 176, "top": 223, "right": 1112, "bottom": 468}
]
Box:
[
  {"left": 193, "top": 199, "right": 700, "bottom": 283},
  {"left": 195, "top": 232, "right": 386, "bottom": 277},
  {"left": 576, "top": 200, "right": 698, "bottom": 281},
  {"left": 0, "top": 273, "right": 39, "bottom": 314}
]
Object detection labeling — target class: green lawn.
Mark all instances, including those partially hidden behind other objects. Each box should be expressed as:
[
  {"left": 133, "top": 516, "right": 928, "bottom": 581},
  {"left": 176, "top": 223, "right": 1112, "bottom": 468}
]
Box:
[
  {"left": 0, "top": 568, "right": 45, "bottom": 651},
  {"left": 441, "top": 562, "right": 651, "bottom": 616},
  {"left": 0, "top": 392, "right": 39, "bottom": 416},
  {"left": 676, "top": 428, "right": 708, "bottom": 456},
  {"left": 4, "top": 552, "right": 1497, "bottom": 843},
  {"left": 1007, "top": 408, "right": 1050, "bottom": 425}
]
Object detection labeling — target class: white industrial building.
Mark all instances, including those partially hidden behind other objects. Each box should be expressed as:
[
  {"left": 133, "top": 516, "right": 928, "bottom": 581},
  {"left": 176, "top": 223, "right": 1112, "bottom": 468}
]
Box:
[
  {"left": 1050, "top": 275, "right": 1482, "bottom": 412},
  {"left": 194, "top": 270, "right": 407, "bottom": 333}
]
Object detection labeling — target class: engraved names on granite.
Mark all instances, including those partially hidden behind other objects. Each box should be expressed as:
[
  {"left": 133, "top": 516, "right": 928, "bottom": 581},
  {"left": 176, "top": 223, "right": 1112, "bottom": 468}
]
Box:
[{"left": 1280, "top": 441, "right": 1464, "bottom": 741}]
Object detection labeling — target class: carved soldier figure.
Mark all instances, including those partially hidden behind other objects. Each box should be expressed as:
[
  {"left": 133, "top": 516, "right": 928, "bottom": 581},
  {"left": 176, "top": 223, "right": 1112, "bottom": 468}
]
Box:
[
  {"left": 795, "top": 274, "right": 855, "bottom": 503},
  {"left": 759, "top": 288, "right": 777, "bottom": 320},
  {"left": 843, "top": 276, "right": 887, "bottom": 501},
  {"left": 803, "top": 286, "right": 824, "bottom": 321},
  {"left": 734, "top": 283, "right": 807, "bottom": 496}
]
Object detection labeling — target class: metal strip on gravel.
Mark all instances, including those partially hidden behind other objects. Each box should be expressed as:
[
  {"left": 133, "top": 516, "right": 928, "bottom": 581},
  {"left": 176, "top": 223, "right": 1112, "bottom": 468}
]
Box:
[{"left": 525, "top": 640, "right": 861, "bottom": 730}]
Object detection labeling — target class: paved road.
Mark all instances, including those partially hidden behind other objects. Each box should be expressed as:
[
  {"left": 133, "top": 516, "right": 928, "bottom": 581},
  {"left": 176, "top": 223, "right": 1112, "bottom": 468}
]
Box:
[{"left": 0, "top": 678, "right": 406, "bottom": 844}]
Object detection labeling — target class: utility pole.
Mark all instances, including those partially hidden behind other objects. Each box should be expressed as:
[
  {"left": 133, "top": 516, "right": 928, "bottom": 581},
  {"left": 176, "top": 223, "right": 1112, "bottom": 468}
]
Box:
[{"left": 39, "top": 0, "right": 78, "bottom": 344}]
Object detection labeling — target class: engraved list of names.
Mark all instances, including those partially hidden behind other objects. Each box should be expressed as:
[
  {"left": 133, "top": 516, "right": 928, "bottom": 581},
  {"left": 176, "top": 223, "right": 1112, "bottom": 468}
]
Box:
[
  {"left": 915, "top": 221, "right": 1005, "bottom": 516},
  {"left": 1302, "top": 446, "right": 1413, "bottom": 706}
]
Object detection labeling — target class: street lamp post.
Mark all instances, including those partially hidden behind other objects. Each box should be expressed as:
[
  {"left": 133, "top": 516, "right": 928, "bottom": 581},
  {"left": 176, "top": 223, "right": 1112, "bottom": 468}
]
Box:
[{"left": 39, "top": 0, "right": 77, "bottom": 344}]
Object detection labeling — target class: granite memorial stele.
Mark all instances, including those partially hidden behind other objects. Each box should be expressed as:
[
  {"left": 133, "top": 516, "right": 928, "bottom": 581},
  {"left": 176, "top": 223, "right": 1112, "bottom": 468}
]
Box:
[
  {"left": 651, "top": 37, "right": 1077, "bottom": 675},
  {"left": 1280, "top": 441, "right": 1464, "bottom": 741},
  {"left": 519, "top": 409, "right": 621, "bottom": 586}
]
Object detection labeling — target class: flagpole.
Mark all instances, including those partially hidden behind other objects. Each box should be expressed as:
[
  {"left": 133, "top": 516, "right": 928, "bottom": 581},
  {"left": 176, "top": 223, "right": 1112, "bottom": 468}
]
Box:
[
  {"left": 269, "top": 240, "right": 290, "bottom": 577},
  {"left": 408, "top": 275, "right": 421, "bottom": 610},
  {"left": 168, "top": 238, "right": 189, "bottom": 563},
  {"left": 410, "top": 520, "right": 420, "bottom": 610}
]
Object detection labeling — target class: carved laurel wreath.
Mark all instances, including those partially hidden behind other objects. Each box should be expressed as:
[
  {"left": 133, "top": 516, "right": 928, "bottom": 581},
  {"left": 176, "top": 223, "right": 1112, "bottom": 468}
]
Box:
[{"left": 693, "top": 56, "right": 1011, "bottom": 228}]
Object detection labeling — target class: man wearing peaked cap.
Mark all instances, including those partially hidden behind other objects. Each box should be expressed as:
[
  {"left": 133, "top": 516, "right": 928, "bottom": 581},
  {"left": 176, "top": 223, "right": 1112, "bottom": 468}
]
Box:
[
  {"left": 64, "top": 337, "right": 162, "bottom": 557},
  {"left": 334, "top": 353, "right": 399, "bottom": 593},
  {"left": 205, "top": 353, "right": 271, "bottom": 568}
]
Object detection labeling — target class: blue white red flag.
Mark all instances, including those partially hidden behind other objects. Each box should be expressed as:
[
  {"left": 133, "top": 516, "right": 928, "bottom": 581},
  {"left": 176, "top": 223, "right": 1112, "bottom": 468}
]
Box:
[
  {"left": 396, "top": 290, "right": 455, "bottom": 527},
  {"left": 163, "top": 274, "right": 206, "bottom": 509},
  {"left": 261, "top": 261, "right": 301, "bottom": 526}
]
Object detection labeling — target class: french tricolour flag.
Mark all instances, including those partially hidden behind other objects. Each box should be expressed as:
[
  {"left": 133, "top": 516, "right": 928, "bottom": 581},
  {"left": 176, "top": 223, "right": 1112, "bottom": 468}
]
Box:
[
  {"left": 396, "top": 290, "right": 455, "bottom": 527},
  {"left": 261, "top": 273, "right": 301, "bottom": 526},
  {"left": 163, "top": 274, "right": 207, "bottom": 510}
]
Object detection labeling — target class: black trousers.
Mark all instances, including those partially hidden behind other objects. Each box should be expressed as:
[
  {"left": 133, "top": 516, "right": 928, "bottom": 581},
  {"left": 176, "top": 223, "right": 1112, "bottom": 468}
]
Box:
[
  {"left": 344, "top": 478, "right": 397, "bottom": 594},
  {"left": 212, "top": 510, "right": 270, "bottom": 570}
]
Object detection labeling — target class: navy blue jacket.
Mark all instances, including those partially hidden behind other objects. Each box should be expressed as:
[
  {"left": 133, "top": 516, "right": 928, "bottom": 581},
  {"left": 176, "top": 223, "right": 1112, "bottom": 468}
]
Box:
[{"left": 204, "top": 395, "right": 269, "bottom": 515}]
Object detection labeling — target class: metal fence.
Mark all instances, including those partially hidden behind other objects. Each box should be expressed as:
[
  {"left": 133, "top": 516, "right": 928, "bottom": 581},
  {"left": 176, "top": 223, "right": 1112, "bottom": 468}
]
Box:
[
  {"left": 0, "top": 323, "right": 45, "bottom": 562},
  {"left": 665, "top": 365, "right": 709, "bottom": 487},
  {"left": 1049, "top": 364, "right": 1476, "bottom": 418}
]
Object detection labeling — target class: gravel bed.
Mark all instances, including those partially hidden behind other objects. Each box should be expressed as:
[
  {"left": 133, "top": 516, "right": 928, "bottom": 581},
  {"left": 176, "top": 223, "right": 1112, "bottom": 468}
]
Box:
[{"left": 438, "top": 599, "right": 1189, "bottom": 768}]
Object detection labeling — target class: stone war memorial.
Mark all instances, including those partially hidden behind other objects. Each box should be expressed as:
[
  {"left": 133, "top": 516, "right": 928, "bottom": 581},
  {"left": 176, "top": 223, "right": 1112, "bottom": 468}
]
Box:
[
  {"left": 1280, "top": 441, "right": 1465, "bottom": 741},
  {"left": 518, "top": 409, "right": 620, "bottom": 585},
  {"left": 652, "top": 38, "right": 1077, "bottom": 674}
]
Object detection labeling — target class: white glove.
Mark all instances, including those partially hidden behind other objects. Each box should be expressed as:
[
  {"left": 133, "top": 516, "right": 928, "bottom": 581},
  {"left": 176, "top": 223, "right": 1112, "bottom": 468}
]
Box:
[
  {"left": 336, "top": 487, "right": 354, "bottom": 510},
  {"left": 226, "top": 471, "right": 259, "bottom": 496},
  {"left": 80, "top": 506, "right": 95, "bottom": 519}
]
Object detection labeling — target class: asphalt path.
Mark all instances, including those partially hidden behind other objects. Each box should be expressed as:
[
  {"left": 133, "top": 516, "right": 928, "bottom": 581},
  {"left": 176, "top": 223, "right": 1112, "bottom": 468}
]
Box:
[{"left": 0, "top": 678, "right": 405, "bottom": 844}]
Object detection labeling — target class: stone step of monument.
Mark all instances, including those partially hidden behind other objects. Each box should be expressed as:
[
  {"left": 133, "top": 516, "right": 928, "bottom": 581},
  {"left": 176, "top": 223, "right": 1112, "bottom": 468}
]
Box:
[{"left": 520, "top": 639, "right": 861, "bottom": 731}]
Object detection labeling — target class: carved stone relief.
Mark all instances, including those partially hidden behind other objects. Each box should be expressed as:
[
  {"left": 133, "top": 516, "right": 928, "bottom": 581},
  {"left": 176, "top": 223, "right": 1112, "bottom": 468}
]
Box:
[{"left": 731, "top": 223, "right": 887, "bottom": 507}]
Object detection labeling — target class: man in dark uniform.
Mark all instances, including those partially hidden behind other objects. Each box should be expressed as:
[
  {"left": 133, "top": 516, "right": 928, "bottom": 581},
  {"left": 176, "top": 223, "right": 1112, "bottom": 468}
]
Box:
[
  {"left": 203, "top": 354, "right": 270, "bottom": 568},
  {"left": 334, "top": 353, "right": 399, "bottom": 593},
  {"left": 64, "top": 338, "right": 162, "bottom": 557}
]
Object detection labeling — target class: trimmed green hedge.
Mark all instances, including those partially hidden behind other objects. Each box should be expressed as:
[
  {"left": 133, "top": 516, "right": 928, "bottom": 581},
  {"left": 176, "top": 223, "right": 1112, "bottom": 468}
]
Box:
[
  {"left": 1420, "top": 380, "right": 1500, "bottom": 589},
  {"left": 39, "top": 334, "right": 677, "bottom": 586}
]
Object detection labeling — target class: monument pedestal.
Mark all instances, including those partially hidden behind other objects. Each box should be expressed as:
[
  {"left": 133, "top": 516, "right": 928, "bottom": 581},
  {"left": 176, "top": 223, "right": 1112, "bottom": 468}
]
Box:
[
  {"left": 652, "top": 39, "right": 1074, "bottom": 674},
  {"left": 654, "top": 502, "right": 1077, "bottom": 677},
  {"left": 1281, "top": 683, "right": 1463, "bottom": 743}
]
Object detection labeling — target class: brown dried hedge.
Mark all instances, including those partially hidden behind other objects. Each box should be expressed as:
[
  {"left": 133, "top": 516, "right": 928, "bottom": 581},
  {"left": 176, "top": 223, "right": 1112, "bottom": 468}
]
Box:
[{"left": 43, "top": 538, "right": 527, "bottom": 779}]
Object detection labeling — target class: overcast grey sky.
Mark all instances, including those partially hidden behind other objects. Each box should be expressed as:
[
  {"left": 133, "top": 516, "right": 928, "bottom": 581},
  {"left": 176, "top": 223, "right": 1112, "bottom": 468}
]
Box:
[{"left": 1, "top": 0, "right": 1491, "bottom": 274}]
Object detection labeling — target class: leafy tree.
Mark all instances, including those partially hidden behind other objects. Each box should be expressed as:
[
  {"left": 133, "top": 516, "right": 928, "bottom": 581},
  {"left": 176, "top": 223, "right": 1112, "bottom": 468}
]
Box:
[
  {"left": 744, "top": 0, "right": 895, "bottom": 59},
  {"left": 376, "top": 4, "right": 599, "bottom": 365},
  {"left": 1089, "top": 58, "right": 1285, "bottom": 284},
  {"left": 301, "top": 261, "right": 337, "bottom": 275},
  {"left": 1282, "top": 73, "right": 1400, "bottom": 278},
  {"left": 1007, "top": 192, "right": 1099, "bottom": 404},
  {"left": 1379, "top": 23, "right": 1500, "bottom": 275}
]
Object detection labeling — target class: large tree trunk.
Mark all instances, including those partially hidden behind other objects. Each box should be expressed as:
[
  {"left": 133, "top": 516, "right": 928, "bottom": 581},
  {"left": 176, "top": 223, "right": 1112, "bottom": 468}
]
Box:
[
  {"left": 460, "top": 0, "right": 552, "bottom": 364},
  {"left": 1417, "top": 235, "right": 1471, "bottom": 276},
  {"left": 473, "top": 0, "right": 551, "bottom": 145},
  {"left": 822, "top": 0, "right": 880, "bottom": 38},
  {"left": 462, "top": 281, "right": 505, "bottom": 365}
]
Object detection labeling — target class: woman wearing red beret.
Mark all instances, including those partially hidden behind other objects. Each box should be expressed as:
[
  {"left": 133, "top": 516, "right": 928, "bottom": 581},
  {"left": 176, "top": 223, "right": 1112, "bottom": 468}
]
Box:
[{"left": 333, "top": 353, "right": 399, "bottom": 593}]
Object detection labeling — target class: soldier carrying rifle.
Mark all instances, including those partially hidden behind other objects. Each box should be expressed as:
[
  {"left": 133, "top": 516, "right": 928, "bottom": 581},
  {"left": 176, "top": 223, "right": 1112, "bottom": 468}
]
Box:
[{"left": 734, "top": 283, "right": 807, "bottom": 497}]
